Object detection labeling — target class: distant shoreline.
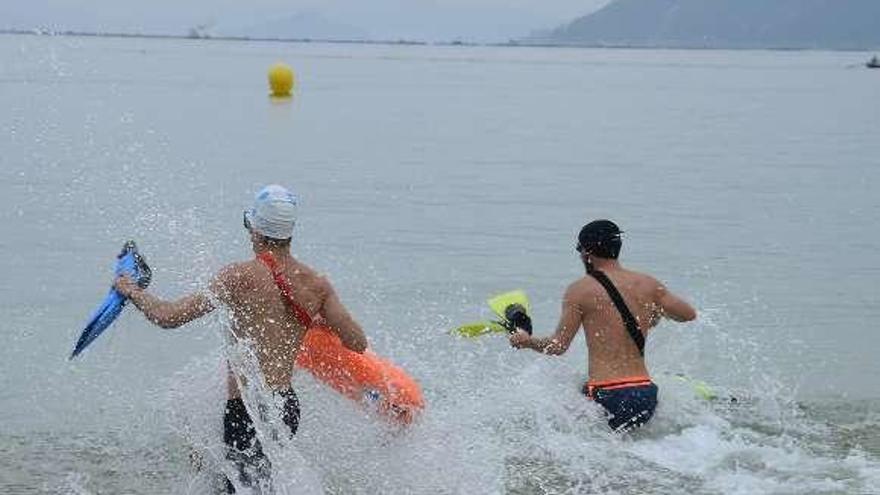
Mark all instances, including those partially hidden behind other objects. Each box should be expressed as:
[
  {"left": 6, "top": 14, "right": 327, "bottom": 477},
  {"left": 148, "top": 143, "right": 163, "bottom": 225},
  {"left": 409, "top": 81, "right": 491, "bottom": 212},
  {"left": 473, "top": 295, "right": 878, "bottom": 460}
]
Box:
[{"left": 0, "top": 28, "right": 877, "bottom": 53}]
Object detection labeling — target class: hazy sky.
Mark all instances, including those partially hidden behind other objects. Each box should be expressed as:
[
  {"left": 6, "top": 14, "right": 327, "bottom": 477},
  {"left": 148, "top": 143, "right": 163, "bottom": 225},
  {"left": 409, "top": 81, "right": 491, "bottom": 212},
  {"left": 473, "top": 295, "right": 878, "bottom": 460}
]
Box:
[{"left": 1, "top": 0, "right": 611, "bottom": 41}]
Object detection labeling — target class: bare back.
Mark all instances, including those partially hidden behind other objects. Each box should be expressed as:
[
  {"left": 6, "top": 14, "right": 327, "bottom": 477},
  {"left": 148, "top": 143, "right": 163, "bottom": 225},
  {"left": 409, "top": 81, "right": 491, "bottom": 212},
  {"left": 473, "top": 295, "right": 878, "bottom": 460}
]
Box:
[
  {"left": 575, "top": 267, "right": 665, "bottom": 382},
  {"left": 215, "top": 255, "right": 330, "bottom": 394},
  {"left": 542, "top": 260, "right": 694, "bottom": 383}
]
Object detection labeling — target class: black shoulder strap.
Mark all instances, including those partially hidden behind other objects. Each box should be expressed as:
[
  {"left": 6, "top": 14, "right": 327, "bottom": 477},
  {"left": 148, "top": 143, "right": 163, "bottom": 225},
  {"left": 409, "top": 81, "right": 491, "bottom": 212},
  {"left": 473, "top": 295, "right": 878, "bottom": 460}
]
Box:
[{"left": 588, "top": 269, "right": 645, "bottom": 356}]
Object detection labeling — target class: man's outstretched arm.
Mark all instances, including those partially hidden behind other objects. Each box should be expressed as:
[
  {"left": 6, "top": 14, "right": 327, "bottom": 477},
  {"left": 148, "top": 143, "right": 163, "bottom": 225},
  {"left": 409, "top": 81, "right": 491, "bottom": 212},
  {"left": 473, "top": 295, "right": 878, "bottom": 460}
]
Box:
[
  {"left": 509, "top": 284, "right": 583, "bottom": 356},
  {"left": 115, "top": 275, "right": 217, "bottom": 329}
]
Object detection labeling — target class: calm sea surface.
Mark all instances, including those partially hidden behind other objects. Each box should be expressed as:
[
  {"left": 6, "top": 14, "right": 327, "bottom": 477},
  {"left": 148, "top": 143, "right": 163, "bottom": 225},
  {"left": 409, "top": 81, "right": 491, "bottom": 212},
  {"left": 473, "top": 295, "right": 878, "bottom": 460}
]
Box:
[{"left": 1, "top": 33, "right": 879, "bottom": 494}]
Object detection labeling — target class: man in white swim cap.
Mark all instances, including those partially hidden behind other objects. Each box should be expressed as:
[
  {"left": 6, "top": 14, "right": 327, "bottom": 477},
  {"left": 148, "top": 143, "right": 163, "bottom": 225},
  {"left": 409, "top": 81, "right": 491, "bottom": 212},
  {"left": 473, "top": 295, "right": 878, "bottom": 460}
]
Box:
[
  {"left": 242, "top": 184, "right": 299, "bottom": 242},
  {"left": 114, "top": 184, "right": 368, "bottom": 493}
]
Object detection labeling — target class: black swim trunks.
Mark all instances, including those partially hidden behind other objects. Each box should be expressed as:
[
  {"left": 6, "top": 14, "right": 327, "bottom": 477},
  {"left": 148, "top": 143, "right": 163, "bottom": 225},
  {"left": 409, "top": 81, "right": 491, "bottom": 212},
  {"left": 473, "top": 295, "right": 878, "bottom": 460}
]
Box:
[
  {"left": 223, "top": 388, "right": 300, "bottom": 493},
  {"left": 583, "top": 377, "right": 658, "bottom": 432}
]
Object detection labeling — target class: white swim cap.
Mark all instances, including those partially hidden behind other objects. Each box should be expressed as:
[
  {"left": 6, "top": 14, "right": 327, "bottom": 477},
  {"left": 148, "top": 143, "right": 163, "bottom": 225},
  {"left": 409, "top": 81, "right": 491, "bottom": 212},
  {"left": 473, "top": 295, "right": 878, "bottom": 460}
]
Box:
[{"left": 244, "top": 184, "right": 298, "bottom": 240}]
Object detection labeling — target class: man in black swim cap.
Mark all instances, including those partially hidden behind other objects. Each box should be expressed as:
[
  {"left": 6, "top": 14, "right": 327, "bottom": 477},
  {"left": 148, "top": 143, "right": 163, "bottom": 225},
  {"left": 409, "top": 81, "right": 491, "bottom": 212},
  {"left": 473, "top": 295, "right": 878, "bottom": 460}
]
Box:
[
  {"left": 508, "top": 220, "right": 697, "bottom": 432},
  {"left": 577, "top": 219, "right": 624, "bottom": 262}
]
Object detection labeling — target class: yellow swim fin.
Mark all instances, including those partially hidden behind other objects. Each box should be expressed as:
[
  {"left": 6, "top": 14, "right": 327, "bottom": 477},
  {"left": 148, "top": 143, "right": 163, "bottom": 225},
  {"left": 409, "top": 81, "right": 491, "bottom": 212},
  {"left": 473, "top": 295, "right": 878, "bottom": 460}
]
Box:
[
  {"left": 452, "top": 321, "right": 509, "bottom": 338},
  {"left": 450, "top": 290, "right": 531, "bottom": 339},
  {"left": 487, "top": 290, "right": 530, "bottom": 320}
]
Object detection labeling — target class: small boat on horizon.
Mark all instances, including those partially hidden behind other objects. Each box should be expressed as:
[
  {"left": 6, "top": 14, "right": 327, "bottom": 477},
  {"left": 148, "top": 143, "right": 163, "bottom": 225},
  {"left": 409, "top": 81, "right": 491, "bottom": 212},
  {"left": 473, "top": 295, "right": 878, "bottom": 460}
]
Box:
[{"left": 868, "top": 55, "right": 880, "bottom": 69}]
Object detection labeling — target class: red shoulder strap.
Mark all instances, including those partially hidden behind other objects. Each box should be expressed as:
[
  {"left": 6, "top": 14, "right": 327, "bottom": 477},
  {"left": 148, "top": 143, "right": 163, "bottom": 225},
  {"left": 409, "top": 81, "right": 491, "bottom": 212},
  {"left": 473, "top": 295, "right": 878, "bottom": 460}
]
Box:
[{"left": 256, "top": 252, "right": 313, "bottom": 329}]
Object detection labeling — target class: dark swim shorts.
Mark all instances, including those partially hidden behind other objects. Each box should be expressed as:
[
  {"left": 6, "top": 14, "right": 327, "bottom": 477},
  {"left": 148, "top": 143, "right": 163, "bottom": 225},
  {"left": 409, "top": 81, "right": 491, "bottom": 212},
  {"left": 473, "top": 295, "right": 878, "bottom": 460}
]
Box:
[
  {"left": 223, "top": 388, "right": 300, "bottom": 493},
  {"left": 583, "top": 377, "right": 658, "bottom": 432}
]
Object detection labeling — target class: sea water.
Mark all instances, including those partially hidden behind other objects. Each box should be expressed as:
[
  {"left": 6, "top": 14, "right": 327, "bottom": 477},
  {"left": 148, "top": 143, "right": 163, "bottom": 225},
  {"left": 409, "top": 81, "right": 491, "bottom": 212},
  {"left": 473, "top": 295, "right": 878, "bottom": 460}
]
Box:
[{"left": 1, "top": 33, "right": 879, "bottom": 494}]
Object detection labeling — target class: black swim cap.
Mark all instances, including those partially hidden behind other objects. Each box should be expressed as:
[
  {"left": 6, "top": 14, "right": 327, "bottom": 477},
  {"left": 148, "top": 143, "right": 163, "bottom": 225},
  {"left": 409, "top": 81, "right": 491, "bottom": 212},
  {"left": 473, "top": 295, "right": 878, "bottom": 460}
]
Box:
[{"left": 577, "top": 220, "right": 623, "bottom": 259}]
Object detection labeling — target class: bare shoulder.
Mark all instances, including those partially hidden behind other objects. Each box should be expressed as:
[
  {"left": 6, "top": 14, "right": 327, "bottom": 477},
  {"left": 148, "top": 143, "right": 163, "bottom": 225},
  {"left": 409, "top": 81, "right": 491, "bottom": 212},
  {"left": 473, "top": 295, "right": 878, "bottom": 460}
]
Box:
[
  {"left": 215, "top": 261, "right": 259, "bottom": 290},
  {"left": 288, "top": 258, "right": 332, "bottom": 295},
  {"left": 289, "top": 258, "right": 320, "bottom": 278},
  {"left": 204, "top": 261, "right": 256, "bottom": 304},
  {"left": 220, "top": 260, "right": 259, "bottom": 280},
  {"left": 623, "top": 268, "right": 665, "bottom": 294},
  {"left": 288, "top": 258, "right": 321, "bottom": 281},
  {"left": 565, "top": 277, "right": 600, "bottom": 310}
]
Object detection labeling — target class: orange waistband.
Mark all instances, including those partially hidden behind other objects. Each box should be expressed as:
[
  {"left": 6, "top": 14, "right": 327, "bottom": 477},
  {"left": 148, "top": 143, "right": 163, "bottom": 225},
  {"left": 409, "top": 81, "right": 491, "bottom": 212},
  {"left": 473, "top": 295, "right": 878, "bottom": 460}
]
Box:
[{"left": 583, "top": 375, "right": 653, "bottom": 398}]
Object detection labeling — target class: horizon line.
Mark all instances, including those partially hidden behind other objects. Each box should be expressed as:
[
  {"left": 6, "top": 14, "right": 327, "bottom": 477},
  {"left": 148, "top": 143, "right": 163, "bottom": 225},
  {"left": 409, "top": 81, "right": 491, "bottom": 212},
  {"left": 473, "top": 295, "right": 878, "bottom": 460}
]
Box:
[{"left": 1, "top": 28, "right": 878, "bottom": 53}]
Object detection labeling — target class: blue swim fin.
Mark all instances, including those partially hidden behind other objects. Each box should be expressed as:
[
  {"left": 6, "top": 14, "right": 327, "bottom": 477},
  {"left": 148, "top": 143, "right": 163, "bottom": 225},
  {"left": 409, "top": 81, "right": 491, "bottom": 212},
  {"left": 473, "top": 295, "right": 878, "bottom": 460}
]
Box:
[{"left": 70, "top": 241, "right": 152, "bottom": 359}]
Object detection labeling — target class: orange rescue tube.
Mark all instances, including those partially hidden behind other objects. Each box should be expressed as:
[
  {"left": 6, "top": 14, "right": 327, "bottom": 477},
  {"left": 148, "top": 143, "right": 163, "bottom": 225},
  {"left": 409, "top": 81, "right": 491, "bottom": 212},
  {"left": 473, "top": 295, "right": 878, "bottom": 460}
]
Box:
[{"left": 296, "top": 325, "right": 425, "bottom": 424}]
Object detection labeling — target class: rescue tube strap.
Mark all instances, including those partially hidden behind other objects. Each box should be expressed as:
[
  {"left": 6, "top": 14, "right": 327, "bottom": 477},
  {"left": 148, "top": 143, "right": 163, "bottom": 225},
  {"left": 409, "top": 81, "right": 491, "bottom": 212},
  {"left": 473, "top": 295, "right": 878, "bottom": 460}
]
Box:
[
  {"left": 588, "top": 269, "right": 644, "bottom": 356},
  {"left": 256, "top": 252, "right": 313, "bottom": 329}
]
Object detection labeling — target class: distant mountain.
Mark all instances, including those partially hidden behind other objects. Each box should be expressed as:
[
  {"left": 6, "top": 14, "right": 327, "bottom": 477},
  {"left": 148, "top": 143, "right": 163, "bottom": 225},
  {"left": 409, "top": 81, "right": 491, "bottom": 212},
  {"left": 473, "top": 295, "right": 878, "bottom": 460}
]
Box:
[
  {"left": 221, "top": 11, "right": 369, "bottom": 41},
  {"left": 545, "top": 0, "right": 880, "bottom": 49}
]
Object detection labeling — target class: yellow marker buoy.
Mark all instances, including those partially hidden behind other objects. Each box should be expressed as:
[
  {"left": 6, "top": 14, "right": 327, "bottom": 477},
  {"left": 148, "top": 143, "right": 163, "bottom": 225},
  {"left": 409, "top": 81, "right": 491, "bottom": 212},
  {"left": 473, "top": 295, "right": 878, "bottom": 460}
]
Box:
[{"left": 268, "top": 62, "right": 294, "bottom": 98}]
